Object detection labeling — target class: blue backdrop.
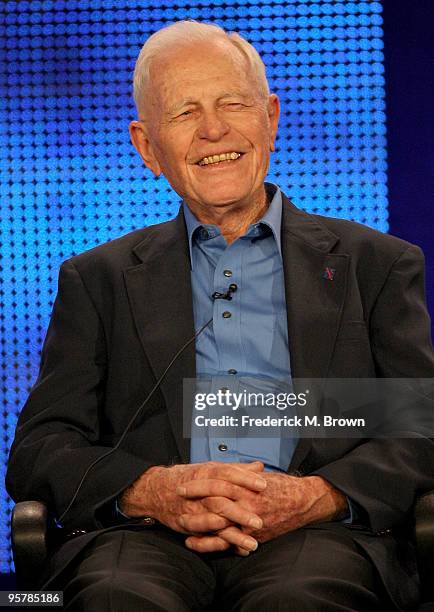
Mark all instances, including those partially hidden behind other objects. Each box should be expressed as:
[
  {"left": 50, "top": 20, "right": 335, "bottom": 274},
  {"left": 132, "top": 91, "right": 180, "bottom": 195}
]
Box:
[{"left": 1, "top": 0, "right": 431, "bottom": 574}]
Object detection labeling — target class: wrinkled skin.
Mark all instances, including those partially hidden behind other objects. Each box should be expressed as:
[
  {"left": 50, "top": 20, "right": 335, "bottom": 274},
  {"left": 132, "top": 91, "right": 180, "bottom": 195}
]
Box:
[
  {"left": 179, "top": 470, "right": 348, "bottom": 554},
  {"left": 120, "top": 462, "right": 347, "bottom": 555}
]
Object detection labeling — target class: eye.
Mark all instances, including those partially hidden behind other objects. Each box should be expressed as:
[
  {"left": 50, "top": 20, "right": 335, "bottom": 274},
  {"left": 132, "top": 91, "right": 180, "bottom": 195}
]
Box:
[
  {"left": 225, "top": 103, "right": 244, "bottom": 110},
  {"left": 176, "top": 110, "right": 194, "bottom": 119}
]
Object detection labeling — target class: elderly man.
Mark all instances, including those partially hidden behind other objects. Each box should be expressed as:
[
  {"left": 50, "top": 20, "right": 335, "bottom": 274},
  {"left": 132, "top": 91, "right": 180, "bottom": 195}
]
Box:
[{"left": 7, "top": 20, "right": 434, "bottom": 612}]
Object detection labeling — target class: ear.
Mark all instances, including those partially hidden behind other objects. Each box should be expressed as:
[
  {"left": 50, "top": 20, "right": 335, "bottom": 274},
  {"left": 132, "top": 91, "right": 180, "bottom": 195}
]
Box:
[
  {"left": 267, "top": 94, "right": 280, "bottom": 152},
  {"left": 129, "top": 120, "right": 162, "bottom": 176}
]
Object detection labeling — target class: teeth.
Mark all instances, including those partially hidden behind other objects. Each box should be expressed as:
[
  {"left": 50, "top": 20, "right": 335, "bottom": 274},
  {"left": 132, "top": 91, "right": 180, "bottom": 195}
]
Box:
[{"left": 198, "top": 152, "right": 241, "bottom": 166}]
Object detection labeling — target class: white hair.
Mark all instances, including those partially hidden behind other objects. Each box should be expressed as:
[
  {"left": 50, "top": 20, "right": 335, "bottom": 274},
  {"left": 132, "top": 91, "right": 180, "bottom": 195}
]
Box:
[{"left": 133, "top": 20, "right": 269, "bottom": 115}]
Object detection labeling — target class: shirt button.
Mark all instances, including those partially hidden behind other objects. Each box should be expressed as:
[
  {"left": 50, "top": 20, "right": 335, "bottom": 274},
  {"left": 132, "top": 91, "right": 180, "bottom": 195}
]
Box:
[
  {"left": 218, "top": 443, "right": 228, "bottom": 452},
  {"left": 222, "top": 311, "right": 232, "bottom": 318},
  {"left": 223, "top": 270, "right": 232, "bottom": 277},
  {"left": 228, "top": 369, "right": 237, "bottom": 375}
]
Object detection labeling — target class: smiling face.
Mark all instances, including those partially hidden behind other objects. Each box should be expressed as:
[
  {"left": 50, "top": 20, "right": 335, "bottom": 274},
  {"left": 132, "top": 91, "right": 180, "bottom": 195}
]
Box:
[{"left": 130, "top": 37, "right": 280, "bottom": 215}]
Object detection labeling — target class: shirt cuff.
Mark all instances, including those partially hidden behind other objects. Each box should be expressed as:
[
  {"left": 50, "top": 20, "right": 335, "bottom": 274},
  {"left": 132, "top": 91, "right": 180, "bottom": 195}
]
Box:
[
  {"left": 115, "top": 499, "right": 135, "bottom": 521},
  {"left": 114, "top": 499, "right": 158, "bottom": 526},
  {"left": 341, "top": 496, "right": 360, "bottom": 524}
]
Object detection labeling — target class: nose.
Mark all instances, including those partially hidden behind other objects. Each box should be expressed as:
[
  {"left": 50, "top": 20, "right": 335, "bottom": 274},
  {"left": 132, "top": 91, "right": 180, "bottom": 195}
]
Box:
[{"left": 196, "top": 109, "right": 230, "bottom": 141}]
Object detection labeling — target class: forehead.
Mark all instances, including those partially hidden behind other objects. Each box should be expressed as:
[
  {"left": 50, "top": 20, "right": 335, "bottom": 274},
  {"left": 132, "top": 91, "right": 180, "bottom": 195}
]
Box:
[{"left": 149, "top": 38, "right": 254, "bottom": 106}]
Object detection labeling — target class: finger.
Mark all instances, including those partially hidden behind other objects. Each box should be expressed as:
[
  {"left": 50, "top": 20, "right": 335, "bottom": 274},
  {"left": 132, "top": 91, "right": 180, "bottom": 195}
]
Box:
[
  {"left": 208, "top": 461, "right": 264, "bottom": 471},
  {"left": 184, "top": 535, "right": 231, "bottom": 553},
  {"left": 203, "top": 496, "right": 263, "bottom": 529},
  {"left": 213, "top": 526, "right": 258, "bottom": 552},
  {"left": 209, "top": 465, "right": 267, "bottom": 491},
  {"left": 233, "top": 546, "right": 251, "bottom": 557},
  {"left": 238, "top": 461, "right": 265, "bottom": 472},
  {"left": 178, "top": 512, "right": 232, "bottom": 533},
  {"left": 177, "top": 478, "right": 264, "bottom": 499}
]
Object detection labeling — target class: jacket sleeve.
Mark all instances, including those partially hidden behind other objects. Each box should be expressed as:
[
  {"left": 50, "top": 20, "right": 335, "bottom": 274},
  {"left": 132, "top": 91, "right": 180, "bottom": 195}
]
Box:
[
  {"left": 6, "top": 259, "right": 153, "bottom": 533},
  {"left": 312, "top": 245, "right": 434, "bottom": 533}
]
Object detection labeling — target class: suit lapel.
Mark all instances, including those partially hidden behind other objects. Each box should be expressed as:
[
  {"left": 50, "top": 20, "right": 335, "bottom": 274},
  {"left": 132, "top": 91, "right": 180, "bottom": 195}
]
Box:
[
  {"left": 280, "top": 193, "right": 350, "bottom": 469},
  {"left": 123, "top": 208, "right": 194, "bottom": 463}
]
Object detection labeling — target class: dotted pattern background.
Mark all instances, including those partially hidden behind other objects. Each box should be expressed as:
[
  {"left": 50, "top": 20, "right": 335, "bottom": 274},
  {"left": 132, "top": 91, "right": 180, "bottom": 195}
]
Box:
[{"left": 0, "top": 0, "right": 387, "bottom": 571}]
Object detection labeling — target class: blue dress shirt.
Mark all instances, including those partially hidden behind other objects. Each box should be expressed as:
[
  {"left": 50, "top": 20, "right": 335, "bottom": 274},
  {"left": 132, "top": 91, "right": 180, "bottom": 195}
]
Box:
[{"left": 184, "top": 186, "right": 298, "bottom": 472}]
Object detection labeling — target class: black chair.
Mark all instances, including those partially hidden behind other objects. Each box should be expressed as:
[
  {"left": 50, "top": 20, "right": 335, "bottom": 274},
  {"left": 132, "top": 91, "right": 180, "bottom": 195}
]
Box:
[{"left": 11, "top": 493, "right": 434, "bottom": 610}]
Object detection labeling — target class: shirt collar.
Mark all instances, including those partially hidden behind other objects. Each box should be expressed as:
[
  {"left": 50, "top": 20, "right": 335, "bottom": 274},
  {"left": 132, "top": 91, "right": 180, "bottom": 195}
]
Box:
[{"left": 183, "top": 183, "right": 283, "bottom": 266}]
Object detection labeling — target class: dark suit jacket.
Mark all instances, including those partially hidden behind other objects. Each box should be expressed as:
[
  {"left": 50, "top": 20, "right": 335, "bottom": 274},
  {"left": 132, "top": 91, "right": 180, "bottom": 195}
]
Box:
[{"left": 6, "top": 188, "right": 434, "bottom": 610}]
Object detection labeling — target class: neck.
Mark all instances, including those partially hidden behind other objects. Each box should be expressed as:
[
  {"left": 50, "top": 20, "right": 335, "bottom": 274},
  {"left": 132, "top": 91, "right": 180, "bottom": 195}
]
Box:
[{"left": 185, "top": 186, "right": 269, "bottom": 244}]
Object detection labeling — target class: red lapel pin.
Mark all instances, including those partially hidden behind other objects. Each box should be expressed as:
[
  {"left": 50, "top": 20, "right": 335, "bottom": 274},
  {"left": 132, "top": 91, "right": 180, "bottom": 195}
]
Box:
[{"left": 323, "top": 267, "right": 336, "bottom": 281}]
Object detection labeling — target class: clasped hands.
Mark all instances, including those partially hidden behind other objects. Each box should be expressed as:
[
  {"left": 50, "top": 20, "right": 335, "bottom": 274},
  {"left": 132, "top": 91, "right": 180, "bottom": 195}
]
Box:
[{"left": 119, "top": 460, "right": 347, "bottom": 556}]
